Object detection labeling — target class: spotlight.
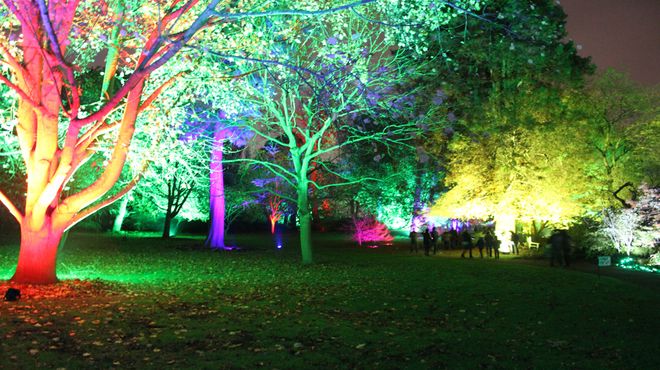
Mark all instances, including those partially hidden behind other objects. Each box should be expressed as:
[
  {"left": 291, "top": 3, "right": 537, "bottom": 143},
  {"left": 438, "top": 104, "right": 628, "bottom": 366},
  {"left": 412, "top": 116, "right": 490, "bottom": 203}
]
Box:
[{"left": 4, "top": 288, "right": 21, "bottom": 301}]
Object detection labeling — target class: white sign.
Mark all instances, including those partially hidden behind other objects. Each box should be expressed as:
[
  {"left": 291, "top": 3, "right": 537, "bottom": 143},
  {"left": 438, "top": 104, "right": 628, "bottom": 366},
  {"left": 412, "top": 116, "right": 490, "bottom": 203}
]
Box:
[{"left": 598, "top": 256, "right": 611, "bottom": 267}]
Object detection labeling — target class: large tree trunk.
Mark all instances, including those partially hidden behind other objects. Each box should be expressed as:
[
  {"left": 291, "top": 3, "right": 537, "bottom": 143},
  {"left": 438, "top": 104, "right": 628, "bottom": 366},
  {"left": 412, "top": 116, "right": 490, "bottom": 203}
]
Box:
[
  {"left": 162, "top": 212, "right": 173, "bottom": 239},
  {"left": 11, "top": 219, "right": 62, "bottom": 284},
  {"left": 112, "top": 192, "right": 131, "bottom": 232},
  {"left": 297, "top": 181, "right": 313, "bottom": 264},
  {"left": 206, "top": 125, "right": 227, "bottom": 249}
]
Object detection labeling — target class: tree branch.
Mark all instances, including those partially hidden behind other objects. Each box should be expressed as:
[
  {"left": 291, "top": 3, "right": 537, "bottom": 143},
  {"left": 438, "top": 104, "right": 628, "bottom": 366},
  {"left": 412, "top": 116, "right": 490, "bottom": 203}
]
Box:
[
  {"left": 211, "top": 0, "right": 376, "bottom": 20},
  {"left": 0, "top": 189, "right": 23, "bottom": 225},
  {"left": 64, "top": 174, "right": 142, "bottom": 232},
  {"left": 613, "top": 181, "right": 634, "bottom": 209}
]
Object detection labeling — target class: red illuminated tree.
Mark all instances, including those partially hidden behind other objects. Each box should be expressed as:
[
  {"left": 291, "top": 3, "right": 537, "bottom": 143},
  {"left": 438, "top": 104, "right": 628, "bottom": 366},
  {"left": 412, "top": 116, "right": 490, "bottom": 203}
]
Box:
[{"left": 0, "top": 0, "right": 220, "bottom": 283}]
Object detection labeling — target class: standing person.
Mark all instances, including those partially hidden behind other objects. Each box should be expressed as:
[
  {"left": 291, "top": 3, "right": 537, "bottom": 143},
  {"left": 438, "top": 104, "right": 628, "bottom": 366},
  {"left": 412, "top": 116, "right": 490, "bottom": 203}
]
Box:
[
  {"left": 460, "top": 229, "right": 473, "bottom": 258},
  {"left": 510, "top": 231, "right": 520, "bottom": 255},
  {"left": 485, "top": 230, "right": 495, "bottom": 258},
  {"left": 449, "top": 228, "right": 458, "bottom": 249},
  {"left": 493, "top": 233, "right": 500, "bottom": 259},
  {"left": 422, "top": 227, "right": 432, "bottom": 256},
  {"left": 442, "top": 229, "right": 451, "bottom": 251},
  {"left": 476, "top": 234, "right": 485, "bottom": 258},
  {"left": 548, "top": 230, "right": 563, "bottom": 267},
  {"left": 409, "top": 228, "right": 418, "bottom": 253},
  {"left": 431, "top": 227, "right": 440, "bottom": 255}
]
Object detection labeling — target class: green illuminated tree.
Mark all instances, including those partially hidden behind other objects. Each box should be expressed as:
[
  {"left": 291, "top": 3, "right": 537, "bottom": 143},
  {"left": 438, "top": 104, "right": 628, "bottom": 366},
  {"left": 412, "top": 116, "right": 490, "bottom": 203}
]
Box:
[
  {"left": 221, "top": 13, "right": 463, "bottom": 263},
  {"left": 577, "top": 70, "right": 660, "bottom": 207}
]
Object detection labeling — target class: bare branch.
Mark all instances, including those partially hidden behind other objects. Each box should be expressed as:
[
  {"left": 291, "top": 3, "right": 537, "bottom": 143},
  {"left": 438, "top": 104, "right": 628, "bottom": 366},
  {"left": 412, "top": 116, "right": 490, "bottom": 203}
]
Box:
[
  {"left": 64, "top": 174, "right": 142, "bottom": 232},
  {"left": 0, "top": 189, "right": 23, "bottom": 225},
  {"left": 138, "top": 71, "right": 187, "bottom": 113},
  {"left": 211, "top": 0, "right": 376, "bottom": 20},
  {"left": 223, "top": 157, "right": 297, "bottom": 188}
]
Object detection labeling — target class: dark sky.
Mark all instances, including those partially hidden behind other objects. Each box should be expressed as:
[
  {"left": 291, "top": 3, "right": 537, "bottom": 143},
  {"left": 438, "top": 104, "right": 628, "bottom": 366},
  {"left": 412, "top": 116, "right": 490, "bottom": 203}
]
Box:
[{"left": 560, "top": 0, "right": 660, "bottom": 85}]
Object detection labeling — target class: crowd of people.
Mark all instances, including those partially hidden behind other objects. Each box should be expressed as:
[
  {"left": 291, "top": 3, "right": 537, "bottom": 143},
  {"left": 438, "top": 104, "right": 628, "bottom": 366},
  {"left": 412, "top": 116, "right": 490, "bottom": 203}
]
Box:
[
  {"left": 408, "top": 226, "right": 502, "bottom": 258},
  {"left": 408, "top": 224, "right": 573, "bottom": 266}
]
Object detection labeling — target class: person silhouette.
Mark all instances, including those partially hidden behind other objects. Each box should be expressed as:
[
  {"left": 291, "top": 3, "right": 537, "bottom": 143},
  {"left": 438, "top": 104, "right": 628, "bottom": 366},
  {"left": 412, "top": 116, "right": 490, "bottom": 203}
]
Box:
[
  {"left": 549, "top": 230, "right": 563, "bottom": 267},
  {"left": 485, "top": 229, "right": 495, "bottom": 258},
  {"left": 409, "top": 228, "right": 418, "bottom": 253},
  {"left": 476, "top": 234, "right": 485, "bottom": 258},
  {"left": 422, "top": 227, "right": 432, "bottom": 256},
  {"left": 460, "top": 229, "right": 473, "bottom": 258}
]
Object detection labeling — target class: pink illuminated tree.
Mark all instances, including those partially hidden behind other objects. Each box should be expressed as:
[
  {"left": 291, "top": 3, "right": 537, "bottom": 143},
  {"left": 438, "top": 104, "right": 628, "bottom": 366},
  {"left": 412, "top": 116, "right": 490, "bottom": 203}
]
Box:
[
  {"left": 268, "top": 194, "right": 284, "bottom": 235},
  {"left": 353, "top": 216, "right": 393, "bottom": 246}
]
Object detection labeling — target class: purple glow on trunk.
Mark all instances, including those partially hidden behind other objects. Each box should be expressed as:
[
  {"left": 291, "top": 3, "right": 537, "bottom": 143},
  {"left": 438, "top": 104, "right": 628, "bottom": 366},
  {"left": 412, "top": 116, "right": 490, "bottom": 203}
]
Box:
[{"left": 205, "top": 122, "right": 229, "bottom": 250}]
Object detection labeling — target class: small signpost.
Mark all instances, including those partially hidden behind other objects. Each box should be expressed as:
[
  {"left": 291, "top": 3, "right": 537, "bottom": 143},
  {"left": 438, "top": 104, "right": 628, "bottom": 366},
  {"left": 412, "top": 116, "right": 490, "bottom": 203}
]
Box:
[{"left": 597, "top": 256, "right": 612, "bottom": 278}]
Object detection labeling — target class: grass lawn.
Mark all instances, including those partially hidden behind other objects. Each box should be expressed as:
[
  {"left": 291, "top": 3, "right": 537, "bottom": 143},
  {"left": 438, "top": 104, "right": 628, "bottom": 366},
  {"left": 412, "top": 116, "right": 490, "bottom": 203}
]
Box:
[{"left": 0, "top": 231, "right": 658, "bottom": 369}]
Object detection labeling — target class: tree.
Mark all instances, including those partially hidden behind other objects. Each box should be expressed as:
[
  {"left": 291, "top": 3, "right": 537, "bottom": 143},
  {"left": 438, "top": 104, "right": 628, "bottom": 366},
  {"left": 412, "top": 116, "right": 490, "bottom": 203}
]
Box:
[
  {"left": 426, "top": 0, "right": 594, "bottom": 249},
  {"left": 222, "top": 17, "right": 438, "bottom": 263},
  {"left": 352, "top": 216, "right": 393, "bottom": 246},
  {"left": 577, "top": 70, "right": 660, "bottom": 206},
  {"left": 597, "top": 185, "right": 660, "bottom": 257}
]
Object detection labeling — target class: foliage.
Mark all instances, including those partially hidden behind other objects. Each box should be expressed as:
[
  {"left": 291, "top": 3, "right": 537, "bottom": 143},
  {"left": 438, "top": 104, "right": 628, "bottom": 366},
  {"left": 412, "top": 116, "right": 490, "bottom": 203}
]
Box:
[
  {"left": 595, "top": 185, "right": 660, "bottom": 258},
  {"left": 350, "top": 146, "right": 417, "bottom": 230},
  {"left": 221, "top": 13, "right": 447, "bottom": 262},
  {"left": 576, "top": 70, "right": 660, "bottom": 203},
  {"left": 425, "top": 0, "right": 595, "bottom": 250},
  {"left": 352, "top": 216, "right": 393, "bottom": 245},
  {"left": 600, "top": 208, "right": 640, "bottom": 256},
  {"left": 432, "top": 120, "right": 596, "bottom": 225}
]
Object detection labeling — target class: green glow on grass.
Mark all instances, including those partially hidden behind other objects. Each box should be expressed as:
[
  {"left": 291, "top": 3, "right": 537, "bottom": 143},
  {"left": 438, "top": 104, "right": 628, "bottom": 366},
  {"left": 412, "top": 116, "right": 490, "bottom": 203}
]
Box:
[
  {"left": 56, "top": 270, "right": 174, "bottom": 284},
  {"left": 617, "top": 257, "right": 660, "bottom": 274},
  {"left": 0, "top": 267, "right": 15, "bottom": 280}
]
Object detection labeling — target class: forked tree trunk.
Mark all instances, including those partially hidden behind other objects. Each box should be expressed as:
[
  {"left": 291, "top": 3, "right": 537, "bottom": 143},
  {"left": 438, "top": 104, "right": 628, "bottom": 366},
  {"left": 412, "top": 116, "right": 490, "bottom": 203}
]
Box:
[
  {"left": 269, "top": 215, "right": 277, "bottom": 234},
  {"left": 11, "top": 219, "right": 63, "bottom": 284}
]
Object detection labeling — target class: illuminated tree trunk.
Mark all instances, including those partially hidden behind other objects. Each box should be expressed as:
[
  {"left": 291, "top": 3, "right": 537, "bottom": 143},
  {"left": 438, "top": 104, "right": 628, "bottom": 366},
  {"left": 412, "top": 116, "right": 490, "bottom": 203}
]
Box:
[
  {"left": 161, "top": 172, "right": 192, "bottom": 239},
  {"left": 297, "top": 180, "right": 313, "bottom": 264},
  {"left": 267, "top": 190, "right": 282, "bottom": 234},
  {"left": 206, "top": 125, "right": 227, "bottom": 249},
  {"left": 12, "top": 219, "right": 62, "bottom": 284},
  {"left": 411, "top": 158, "right": 425, "bottom": 229},
  {"left": 269, "top": 215, "right": 278, "bottom": 234},
  {"left": 112, "top": 192, "right": 131, "bottom": 233},
  {"left": 310, "top": 168, "right": 321, "bottom": 230}
]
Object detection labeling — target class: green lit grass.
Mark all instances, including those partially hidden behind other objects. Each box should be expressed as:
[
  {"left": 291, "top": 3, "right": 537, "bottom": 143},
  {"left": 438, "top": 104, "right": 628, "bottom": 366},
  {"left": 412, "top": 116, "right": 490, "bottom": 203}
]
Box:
[{"left": 0, "top": 232, "right": 658, "bottom": 369}]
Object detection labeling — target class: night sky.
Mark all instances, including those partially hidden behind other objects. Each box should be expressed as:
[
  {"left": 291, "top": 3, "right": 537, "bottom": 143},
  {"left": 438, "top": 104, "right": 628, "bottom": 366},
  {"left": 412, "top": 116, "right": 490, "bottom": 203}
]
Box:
[{"left": 560, "top": 0, "right": 660, "bottom": 86}]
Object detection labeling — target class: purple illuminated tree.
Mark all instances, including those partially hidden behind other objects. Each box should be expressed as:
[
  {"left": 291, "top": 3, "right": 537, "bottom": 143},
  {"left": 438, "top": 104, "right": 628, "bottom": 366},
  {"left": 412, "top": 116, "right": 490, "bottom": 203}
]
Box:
[{"left": 205, "top": 116, "right": 254, "bottom": 250}]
